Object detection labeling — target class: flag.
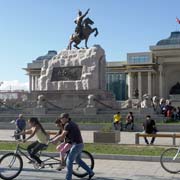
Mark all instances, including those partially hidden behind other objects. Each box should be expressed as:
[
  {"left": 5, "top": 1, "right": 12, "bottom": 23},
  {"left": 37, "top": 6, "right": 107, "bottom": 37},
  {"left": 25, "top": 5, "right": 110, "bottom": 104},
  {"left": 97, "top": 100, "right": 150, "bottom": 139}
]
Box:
[{"left": 176, "top": 17, "right": 180, "bottom": 24}]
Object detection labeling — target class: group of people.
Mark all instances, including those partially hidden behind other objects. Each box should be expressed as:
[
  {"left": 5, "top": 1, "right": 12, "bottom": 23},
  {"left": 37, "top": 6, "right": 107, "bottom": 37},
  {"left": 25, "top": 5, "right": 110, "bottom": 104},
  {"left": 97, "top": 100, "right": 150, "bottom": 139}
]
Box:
[
  {"left": 14, "top": 113, "right": 94, "bottom": 180},
  {"left": 113, "top": 112, "right": 157, "bottom": 145},
  {"left": 113, "top": 111, "right": 134, "bottom": 131},
  {"left": 160, "top": 102, "right": 180, "bottom": 121}
]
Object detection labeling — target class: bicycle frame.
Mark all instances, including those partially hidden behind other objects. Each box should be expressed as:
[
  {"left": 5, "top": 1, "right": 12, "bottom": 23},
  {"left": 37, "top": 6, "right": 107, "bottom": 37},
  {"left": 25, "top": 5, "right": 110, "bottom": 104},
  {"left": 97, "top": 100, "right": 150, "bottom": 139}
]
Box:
[
  {"left": 12, "top": 141, "right": 61, "bottom": 169},
  {"left": 0, "top": 142, "right": 94, "bottom": 180},
  {"left": 13, "top": 142, "right": 32, "bottom": 162},
  {"left": 173, "top": 147, "right": 180, "bottom": 160}
]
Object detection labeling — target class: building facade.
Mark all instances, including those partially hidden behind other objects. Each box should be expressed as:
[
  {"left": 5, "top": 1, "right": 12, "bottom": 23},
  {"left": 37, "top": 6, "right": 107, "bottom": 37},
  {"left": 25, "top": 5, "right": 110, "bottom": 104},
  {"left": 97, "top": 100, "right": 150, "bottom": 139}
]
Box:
[{"left": 24, "top": 31, "right": 180, "bottom": 101}]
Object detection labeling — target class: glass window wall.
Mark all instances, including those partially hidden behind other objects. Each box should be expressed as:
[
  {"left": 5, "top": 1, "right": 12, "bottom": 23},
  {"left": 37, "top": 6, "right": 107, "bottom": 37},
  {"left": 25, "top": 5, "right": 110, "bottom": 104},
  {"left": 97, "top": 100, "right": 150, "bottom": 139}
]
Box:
[{"left": 106, "top": 73, "right": 127, "bottom": 100}]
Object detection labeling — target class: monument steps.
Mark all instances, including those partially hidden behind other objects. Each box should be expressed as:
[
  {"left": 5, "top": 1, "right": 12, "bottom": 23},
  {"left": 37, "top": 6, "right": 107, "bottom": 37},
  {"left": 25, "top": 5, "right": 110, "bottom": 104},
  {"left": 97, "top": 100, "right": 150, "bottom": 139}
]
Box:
[{"left": 0, "top": 107, "right": 166, "bottom": 124}]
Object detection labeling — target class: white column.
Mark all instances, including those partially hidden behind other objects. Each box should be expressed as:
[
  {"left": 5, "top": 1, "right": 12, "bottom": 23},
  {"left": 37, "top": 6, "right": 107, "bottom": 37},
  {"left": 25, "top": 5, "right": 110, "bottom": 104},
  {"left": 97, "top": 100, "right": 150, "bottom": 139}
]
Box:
[
  {"left": 152, "top": 73, "right": 156, "bottom": 96},
  {"left": 35, "top": 76, "right": 39, "bottom": 91},
  {"left": 34, "top": 76, "right": 36, "bottom": 91},
  {"left": 107, "top": 74, "right": 110, "bottom": 91},
  {"left": 37, "top": 75, "right": 40, "bottom": 90},
  {"left": 138, "top": 72, "right": 142, "bottom": 100},
  {"left": 128, "top": 72, "right": 133, "bottom": 99},
  {"left": 29, "top": 75, "right": 32, "bottom": 92},
  {"left": 148, "top": 71, "right": 152, "bottom": 97},
  {"left": 159, "top": 65, "right": 163, "bottom": 97}
]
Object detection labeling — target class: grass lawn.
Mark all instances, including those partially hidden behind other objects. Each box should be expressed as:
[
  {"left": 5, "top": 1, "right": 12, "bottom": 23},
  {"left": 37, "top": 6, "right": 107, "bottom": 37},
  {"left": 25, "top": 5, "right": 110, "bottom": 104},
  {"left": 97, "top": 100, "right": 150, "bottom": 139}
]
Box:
[{"left": 0, "top": 141, "right": 167, "bottom": 157}]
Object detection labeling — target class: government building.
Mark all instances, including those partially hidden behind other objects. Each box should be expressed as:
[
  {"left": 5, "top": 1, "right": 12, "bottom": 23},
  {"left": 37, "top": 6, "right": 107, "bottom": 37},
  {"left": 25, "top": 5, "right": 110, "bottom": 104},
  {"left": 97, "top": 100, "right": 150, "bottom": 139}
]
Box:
[{"left": 24, "top": 31, "right": 180, "bottom": 103}]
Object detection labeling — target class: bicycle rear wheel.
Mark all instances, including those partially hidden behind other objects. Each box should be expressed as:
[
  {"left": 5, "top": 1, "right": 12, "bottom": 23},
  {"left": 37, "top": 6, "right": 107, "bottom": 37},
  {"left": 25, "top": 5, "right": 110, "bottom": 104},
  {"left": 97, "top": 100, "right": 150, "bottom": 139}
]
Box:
[
  {"left": 72, "top": 150, "right": 94, "bottom": 178},
  {"left": 0, "top": 153, "right": 23, "bottom": 180},
  {"left": 160, "top": 147, "right": 180, "bottom": 173}
]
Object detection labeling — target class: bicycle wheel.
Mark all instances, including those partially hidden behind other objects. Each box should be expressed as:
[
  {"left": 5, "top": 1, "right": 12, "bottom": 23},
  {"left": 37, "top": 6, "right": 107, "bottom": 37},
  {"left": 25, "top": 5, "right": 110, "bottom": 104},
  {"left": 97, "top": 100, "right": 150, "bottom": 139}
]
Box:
[
  {"left": 72, "top": 150, "right": 94, "bottom": 178},
  {"left": 0, "top": 153, "right": 23, "bottom": 180},
  {"left": 160, "top": 147, "right": 180, "bottom": 173}
]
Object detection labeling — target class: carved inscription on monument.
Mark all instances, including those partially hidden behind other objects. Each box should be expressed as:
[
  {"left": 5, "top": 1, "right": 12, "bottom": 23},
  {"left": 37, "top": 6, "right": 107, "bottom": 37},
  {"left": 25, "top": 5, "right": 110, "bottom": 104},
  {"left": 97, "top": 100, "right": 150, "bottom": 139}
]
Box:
[{"left": 51, "top": 66, "right": 82, "bottom": 81}]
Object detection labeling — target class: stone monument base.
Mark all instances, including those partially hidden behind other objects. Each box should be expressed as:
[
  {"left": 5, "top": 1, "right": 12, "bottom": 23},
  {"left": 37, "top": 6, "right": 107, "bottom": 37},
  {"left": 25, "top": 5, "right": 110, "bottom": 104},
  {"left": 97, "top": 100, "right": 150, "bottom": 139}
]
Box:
[
  {"left": 28, "top": 90, "right": 120, "bottom": 114},
  {"left": 83, "top": 107, "right": 97, "bottom": 115},
  {"left": 27, "top": 45, "right": 120, "bottom": 115},
  {"left": 33, "top": 107, "right": 46, "bottom": 115}
]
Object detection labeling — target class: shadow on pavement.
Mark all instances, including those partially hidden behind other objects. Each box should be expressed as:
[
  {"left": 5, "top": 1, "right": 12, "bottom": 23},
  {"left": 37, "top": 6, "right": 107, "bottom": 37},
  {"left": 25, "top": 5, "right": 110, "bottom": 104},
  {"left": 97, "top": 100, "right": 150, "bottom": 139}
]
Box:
[
  {"left": 54, "top": 178, "right": 133, "bottom": 180},
  {"left": 22, "top": 168, "right": 55, "bottom": 173}
]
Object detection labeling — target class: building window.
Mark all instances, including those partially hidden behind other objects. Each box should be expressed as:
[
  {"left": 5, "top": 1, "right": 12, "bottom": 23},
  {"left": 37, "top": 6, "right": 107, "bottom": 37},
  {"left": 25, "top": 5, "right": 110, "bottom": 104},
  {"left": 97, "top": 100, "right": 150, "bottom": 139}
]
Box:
[
  {"left": 127, "top": 55, "right": 150, "bottom": 64},
  {"left": 106, "top": 73, "right": 127, "bottom": 100}
]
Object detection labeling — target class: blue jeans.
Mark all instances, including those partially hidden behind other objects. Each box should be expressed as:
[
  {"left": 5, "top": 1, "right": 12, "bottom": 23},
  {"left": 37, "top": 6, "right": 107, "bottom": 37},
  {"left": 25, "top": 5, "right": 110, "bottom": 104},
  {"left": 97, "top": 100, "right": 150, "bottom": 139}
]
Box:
[{"left": 66, "top": 143, "right": 93, "bottom": 180}]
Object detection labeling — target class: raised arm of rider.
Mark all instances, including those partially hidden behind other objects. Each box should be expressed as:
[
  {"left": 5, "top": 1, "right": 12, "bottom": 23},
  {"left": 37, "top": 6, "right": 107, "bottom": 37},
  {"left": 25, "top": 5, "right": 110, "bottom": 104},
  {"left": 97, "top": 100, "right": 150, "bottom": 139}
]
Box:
[{"left": 82, "top": 8, "right": 90, "bottom": 18}]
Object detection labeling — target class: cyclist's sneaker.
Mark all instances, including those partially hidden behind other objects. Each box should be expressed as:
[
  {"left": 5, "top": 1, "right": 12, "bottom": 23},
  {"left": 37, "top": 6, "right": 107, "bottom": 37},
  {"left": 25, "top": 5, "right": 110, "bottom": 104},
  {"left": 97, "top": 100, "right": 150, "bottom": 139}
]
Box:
[
  {"left": 88, "top": 172, "right": 95, "bottom": 180},
  {"left": 39, "top": 162, "right": 45, "bottom": 168}
]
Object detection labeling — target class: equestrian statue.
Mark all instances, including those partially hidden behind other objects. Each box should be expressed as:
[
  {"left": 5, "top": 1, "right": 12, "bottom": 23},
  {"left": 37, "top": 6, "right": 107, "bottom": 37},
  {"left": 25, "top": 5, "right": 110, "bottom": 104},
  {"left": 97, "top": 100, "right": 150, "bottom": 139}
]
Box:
[{"left": 67, "top": 9, "right": 98, "bottom": 50}]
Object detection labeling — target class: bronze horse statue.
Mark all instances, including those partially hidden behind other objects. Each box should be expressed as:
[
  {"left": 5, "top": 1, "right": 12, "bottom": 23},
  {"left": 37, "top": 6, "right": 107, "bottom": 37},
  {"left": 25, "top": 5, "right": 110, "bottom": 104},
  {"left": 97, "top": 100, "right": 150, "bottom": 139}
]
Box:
[{"left": 67, "top": 17, "right": 98, "bottom": 50}]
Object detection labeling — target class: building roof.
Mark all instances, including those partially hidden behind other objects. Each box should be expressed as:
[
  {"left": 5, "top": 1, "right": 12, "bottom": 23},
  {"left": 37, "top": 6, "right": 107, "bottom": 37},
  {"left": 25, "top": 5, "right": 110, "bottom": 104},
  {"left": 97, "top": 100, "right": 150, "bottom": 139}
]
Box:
[
  {"left": 35, "top": 50, "right": 57, "bottom": 61},
  {"left": 156, "top": 31, "right": 180, "bottom": 46},
  {"left": 106, "top": 61, "right": 126, "bottom": 67}
]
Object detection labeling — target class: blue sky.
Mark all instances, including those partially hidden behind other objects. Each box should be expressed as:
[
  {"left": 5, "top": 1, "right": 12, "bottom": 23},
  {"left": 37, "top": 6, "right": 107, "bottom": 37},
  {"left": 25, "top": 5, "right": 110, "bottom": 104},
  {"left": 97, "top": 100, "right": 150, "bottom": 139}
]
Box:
[{"left": 0, "top": 0, "right": 180, "bottom": 90}]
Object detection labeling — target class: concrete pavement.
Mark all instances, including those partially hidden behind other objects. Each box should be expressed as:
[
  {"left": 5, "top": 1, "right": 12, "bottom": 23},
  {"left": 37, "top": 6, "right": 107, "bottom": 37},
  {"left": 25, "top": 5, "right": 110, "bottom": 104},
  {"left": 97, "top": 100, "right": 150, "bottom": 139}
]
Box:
[
  {"left": 1, "top": 130, "right": 180, "bottom": 179},
  {"left": 2, "top": 158, "right": 180, "bottom": 180}
]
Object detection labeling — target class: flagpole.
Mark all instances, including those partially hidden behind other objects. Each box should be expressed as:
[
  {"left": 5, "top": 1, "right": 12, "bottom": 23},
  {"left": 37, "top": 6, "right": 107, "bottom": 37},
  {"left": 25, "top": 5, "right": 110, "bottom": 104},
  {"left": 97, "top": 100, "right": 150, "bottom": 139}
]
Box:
[{"left": 176, "top": 24, "right": 178, "bottom": 31}]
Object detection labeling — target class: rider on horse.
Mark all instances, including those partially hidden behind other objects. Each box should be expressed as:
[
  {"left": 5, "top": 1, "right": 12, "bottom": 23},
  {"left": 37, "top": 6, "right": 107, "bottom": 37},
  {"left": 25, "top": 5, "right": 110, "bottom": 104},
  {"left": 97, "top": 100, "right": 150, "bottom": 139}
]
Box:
[
  {"left": 74, "top": 8, "right": 90, "bottom": 39},
  {"left": 67, "top": 9, "right": 98, "bottom": 50}
]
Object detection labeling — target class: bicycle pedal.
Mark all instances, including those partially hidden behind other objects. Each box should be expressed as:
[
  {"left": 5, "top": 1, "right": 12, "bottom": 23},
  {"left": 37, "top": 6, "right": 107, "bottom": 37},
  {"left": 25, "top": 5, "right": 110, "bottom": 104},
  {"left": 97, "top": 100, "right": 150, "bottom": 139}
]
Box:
[{"left": 49, "top": 165, "right": 53, "bottom": 168}]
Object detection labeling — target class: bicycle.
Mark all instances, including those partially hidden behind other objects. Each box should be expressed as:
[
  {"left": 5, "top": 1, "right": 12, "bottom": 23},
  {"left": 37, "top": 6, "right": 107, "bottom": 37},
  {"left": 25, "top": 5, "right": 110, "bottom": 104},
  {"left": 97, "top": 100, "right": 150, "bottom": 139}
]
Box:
[
  {"left": 0, "top": 140, "right": 94, "bottom": 180},
  {"left": 160, "top": 147, "right": 180, "bottom": 173}
]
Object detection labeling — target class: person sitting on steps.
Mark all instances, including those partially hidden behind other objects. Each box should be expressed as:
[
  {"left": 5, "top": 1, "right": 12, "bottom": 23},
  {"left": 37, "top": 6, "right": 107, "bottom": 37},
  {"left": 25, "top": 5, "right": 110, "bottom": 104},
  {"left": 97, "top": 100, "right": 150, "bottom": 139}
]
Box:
[{"left": 125, "top": 112, "right": 134, "bottom": 131}]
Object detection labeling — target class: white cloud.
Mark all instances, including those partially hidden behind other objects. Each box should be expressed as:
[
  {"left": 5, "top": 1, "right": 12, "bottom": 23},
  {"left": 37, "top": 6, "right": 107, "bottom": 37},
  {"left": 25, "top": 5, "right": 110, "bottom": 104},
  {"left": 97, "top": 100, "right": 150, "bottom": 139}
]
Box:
[{"left": 0, "top": 80, "right": 29, "bottom": 91}]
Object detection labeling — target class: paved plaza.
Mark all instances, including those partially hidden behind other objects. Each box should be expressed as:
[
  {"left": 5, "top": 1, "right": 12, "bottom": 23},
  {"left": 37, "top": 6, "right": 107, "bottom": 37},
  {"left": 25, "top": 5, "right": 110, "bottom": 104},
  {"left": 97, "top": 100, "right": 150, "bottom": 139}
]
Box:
[
  {"left": 1, "top": 159, "right": 180, "bottom": 180},
  {"left": 1, "top": 130, "right": 180, "bottom": 179}
]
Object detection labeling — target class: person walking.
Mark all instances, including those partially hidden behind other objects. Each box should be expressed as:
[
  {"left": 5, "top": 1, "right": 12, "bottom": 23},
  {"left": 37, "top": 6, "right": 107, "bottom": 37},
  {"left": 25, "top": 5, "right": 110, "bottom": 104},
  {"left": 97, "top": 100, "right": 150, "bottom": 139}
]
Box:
[
  {"left": 52, "top": 113, "right": 94, "bottom": 180},
  {"left": 142, "top": 115, "right": 157, "bottom": 145},
  {"left": 14, "top": 114, "right": 26, "bottom": 140}
]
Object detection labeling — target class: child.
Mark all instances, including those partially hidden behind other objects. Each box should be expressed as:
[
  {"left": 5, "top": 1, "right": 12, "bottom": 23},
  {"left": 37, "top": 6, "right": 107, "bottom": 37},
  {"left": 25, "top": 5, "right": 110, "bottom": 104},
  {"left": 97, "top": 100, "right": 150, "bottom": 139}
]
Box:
[
  {"left": 15, "top": 117, "right": 49, "bottom": 167},
  {"left": 51, "top": 118, "right": 72, "bottom": 171}
]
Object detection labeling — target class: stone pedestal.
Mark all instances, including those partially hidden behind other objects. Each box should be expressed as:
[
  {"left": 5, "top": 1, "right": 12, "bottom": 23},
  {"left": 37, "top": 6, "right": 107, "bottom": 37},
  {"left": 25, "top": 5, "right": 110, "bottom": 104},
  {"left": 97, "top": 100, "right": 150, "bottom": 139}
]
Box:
[
  {"left": 93, "top": 131, "right": 120, "bottom": 143},
  {"left": 27, "top": 45, "right": 119, "bottom": 113},
  {"left": 39, "top": 45, "right": 106, "bottom": 91},
  {"left": 83, "top": 107, "right": 97, "bottom": 115},
  {"left": 33, "top": 108, "right": 46, "bottom": 115}
]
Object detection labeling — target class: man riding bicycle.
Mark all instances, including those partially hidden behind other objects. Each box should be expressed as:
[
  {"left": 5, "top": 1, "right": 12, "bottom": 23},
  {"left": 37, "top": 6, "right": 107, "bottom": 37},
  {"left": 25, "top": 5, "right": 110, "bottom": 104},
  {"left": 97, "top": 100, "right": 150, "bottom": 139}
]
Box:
[{"left": 51, "top": 113, "right": 95, "bottom": 180}]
